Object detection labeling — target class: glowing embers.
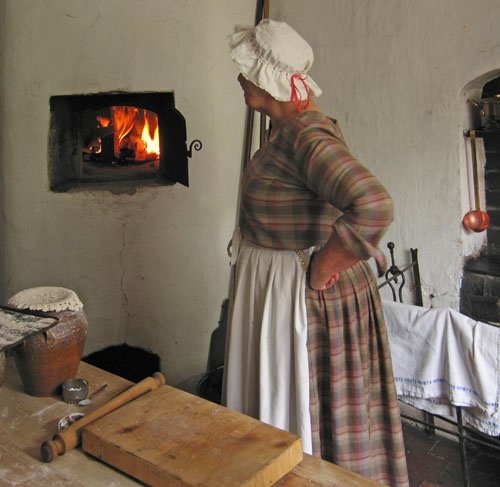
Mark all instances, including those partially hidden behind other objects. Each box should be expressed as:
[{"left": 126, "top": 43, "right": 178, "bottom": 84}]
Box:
[{"left": 82, "top": 106, "right": 160, "bottom": 168}]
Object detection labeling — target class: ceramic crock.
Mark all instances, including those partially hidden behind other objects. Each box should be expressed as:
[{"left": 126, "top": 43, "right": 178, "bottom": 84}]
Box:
[{"left": 8, "top": 287, "right": 88, "bottom": 397}]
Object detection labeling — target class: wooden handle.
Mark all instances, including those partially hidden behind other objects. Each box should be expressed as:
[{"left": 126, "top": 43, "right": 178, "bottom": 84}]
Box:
[
  {"left": 469, "top": 129, "right": 481, "bottom": 210},
  {"left": 40, "top": 372, "right": 166, "bottom": 462}
]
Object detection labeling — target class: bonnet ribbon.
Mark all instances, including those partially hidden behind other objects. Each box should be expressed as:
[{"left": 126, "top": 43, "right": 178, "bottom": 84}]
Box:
[{"left": 290, "top": 73, "right": 311, "bottom": 111}]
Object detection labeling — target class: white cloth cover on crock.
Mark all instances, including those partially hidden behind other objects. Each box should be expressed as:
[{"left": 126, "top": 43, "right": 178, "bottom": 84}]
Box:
[
  {"left": 8, "top": 287, "right": 83, "bottom": 312},
  {"left": 383, "top": 299, "right": 500, "bottom": 436}
]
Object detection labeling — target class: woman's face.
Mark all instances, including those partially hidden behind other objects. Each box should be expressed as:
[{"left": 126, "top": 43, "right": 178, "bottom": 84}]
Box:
[{"left": 237, "top": 74, "right": 272, "bottom": 112}]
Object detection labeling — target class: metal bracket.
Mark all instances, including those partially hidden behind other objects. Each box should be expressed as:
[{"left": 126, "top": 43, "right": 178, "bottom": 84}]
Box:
[{"left": 187, "top": 139, "right": 202, "bottom": 158}]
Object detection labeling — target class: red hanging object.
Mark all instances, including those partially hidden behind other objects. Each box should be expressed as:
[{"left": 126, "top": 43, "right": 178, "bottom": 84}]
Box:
[
  {"left": 462, "top": 130, "right": 490, "bottom": 233},
  {"left": 290, "top": 73, "right": 311, "bottom": 111}
]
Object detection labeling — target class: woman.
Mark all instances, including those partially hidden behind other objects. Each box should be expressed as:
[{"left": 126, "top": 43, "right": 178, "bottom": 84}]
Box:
[{"left": 223, "top": 19, "right": 409, "bottom": 487}]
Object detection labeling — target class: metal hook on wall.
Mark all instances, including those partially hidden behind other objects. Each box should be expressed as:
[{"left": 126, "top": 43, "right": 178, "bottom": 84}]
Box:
[{"left": 187, "top": 139, "right": 203, "bottom": 158}]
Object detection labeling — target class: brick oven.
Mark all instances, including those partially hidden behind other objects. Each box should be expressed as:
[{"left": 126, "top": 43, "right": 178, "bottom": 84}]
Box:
[{"left": 460, "top": 76, "right": 500, "bottom": 324}]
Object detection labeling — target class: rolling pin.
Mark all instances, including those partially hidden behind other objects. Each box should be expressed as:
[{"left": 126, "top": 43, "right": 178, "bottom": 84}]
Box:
[{"left": 40, "top": 372, "right": 166, "bottom": 462}]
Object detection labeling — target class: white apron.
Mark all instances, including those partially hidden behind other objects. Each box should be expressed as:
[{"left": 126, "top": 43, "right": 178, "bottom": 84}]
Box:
[{"left": 223, "top": 230, "right": 314, "bottom": 454}]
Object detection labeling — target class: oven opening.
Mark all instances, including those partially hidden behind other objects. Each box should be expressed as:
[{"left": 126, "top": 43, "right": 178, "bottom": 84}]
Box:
[
  {"left": 82, "top": 106, "right": 160, "bottom": 177},
  {"left": 48, "top": 92, "right": 201, "bottom": 193}
]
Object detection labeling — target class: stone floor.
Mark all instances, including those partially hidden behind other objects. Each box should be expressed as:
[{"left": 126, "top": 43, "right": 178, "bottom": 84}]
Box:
[{"left": 403, "top": 422, "right": 499, "bottom": 487}]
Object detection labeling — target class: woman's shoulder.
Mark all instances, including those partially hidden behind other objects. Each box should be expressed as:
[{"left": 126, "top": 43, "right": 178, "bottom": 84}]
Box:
[{"left": 287, "top": 110, "right": 345, "bottom": 142}]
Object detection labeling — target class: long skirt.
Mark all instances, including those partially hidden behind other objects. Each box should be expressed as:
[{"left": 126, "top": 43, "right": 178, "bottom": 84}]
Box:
[{"left": 223, "top": 234, "right": 409, "bottom": 487}]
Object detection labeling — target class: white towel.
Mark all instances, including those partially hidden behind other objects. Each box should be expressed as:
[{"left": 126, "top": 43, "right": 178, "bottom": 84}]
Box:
[{"left": 383, "top": 300, "right": 500, "bottom": 436}]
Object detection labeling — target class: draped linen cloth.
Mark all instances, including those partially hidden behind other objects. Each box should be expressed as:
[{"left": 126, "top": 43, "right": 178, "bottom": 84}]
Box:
[{"left": 383, "top": 299, "right": 500, "bottom": 436}]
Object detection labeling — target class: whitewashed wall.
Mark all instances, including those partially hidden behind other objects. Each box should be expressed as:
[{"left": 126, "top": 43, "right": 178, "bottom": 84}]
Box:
[
  {"left": 0, "top": 0, "right": 254, "bottom": 385},
  {"left": 273, "top": 0, "right": 500, "bottom": 308},
  {"left": 2, "top": 0, "right": 500, "bottom": 385}
]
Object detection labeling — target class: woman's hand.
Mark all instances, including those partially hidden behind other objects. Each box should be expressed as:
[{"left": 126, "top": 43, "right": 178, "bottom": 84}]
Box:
[
  {"left": 307, "top": 233, "right": 362, "bottom": 291},
  {"left": 308, "top": 251, "right": 340, "bottom": 290}
]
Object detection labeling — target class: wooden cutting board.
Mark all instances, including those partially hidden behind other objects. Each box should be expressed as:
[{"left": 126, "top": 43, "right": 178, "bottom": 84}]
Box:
[{"left": 82, "top": 385, "right": 303, "bottom": 486}]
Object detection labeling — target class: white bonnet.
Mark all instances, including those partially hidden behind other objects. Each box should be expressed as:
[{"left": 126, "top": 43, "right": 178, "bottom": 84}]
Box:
[{"left": 228, "top": 19, "right": 322, "bottom": 102}]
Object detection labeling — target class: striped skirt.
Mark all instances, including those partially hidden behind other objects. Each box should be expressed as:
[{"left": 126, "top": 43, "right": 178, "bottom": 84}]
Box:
[{"left": 306, "top": 260, "right": 409, "bottom": 486}]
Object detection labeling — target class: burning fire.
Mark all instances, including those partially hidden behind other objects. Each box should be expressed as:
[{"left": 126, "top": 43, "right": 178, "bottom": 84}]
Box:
[
  {"left": 141, "top": 116, "right": 160, "bottom": 155},
  {"left": 96, "top": 115, "right": 111, "bottom": 128},
  {"left": 111, "top": 106, "right": 160, "bottom": 162},
  {"left": 84, "top": 106, "right": 160, "bottom": 164}
]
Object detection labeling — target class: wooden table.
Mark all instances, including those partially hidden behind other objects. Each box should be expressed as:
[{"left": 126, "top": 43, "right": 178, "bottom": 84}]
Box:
[{"left": 0, "top": 358, "right": 381, "bottom": 486}]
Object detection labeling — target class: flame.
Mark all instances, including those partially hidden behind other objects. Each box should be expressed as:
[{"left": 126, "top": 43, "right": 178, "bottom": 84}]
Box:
[
  {"left": 141, "top": 116, "right": 160, "bottom": 156},
  {"left": 96, "top": 115, "right": 111, "bottom": 128},
  {"left": 109, "top": 106, "right": 160, "bottom": 161}
]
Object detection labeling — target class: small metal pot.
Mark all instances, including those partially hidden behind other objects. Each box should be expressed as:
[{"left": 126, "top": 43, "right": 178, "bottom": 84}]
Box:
[
  {"left": 468, "top": 96, "right": 500, "bottom": 130},
  {"left": 61, "top": 378, "right": 89, "bottom": 404}
]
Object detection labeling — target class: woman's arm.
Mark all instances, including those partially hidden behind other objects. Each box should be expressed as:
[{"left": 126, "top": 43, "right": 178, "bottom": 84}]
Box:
[
  {"left": 308, "top": 232, "right": 359, "bottom": 290},
  {"left": 295, "top": 122, "right": 394, "bottom": 290}
]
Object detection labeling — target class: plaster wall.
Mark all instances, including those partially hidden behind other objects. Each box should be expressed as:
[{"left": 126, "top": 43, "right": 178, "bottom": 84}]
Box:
[
  {"left": 0, "top": 0, "right": 254, "bottom": 385},
  {"left": 2, "top": 0, "right": 500, "bottom": 386},
  {"left": 273, "top": 0, "right": 500, "bottom": 308}
]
